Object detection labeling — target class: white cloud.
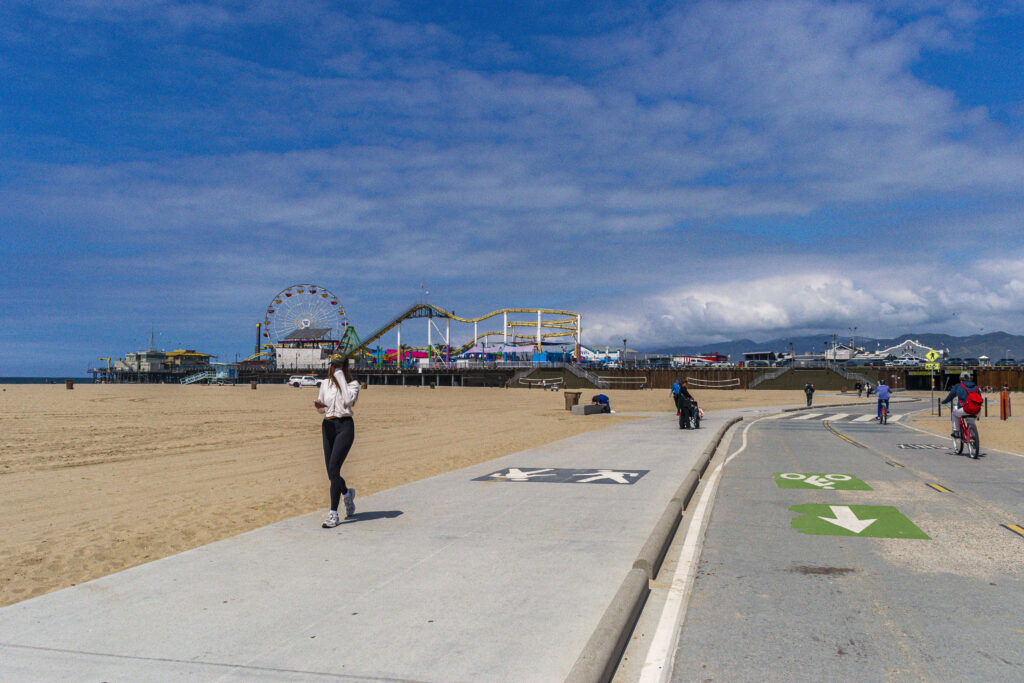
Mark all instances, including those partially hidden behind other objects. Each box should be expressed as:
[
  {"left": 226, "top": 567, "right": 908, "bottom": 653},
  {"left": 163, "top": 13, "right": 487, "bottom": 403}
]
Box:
[
  {"left": 4, "top": 0, "right": 1024, "bottom": 372},
  {"left": 583, "top": 250, "right": 1024, "bottom": 346}
]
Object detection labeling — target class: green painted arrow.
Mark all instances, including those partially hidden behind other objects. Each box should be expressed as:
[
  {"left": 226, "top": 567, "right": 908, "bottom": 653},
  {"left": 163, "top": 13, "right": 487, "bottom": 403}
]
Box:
[
  {"left": 790, "top": 504, "right": 930, "bottom": 539},
  {"left": 774, "top": 473, "right": 872, "bottom": 490}
]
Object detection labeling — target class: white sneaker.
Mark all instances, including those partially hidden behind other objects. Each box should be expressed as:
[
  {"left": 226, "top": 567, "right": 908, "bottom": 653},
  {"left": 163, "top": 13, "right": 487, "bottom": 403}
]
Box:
[
  {"left": 343, "top": 489, "right": 356, "bottom": 518},
  {"left": 322, "top": 511, "right": 340, "bottom": 528}
]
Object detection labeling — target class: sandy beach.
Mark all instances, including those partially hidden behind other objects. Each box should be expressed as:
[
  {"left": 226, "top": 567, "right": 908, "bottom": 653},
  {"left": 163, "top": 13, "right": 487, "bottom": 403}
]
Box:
[{"left": 3, "top": 383, "right": 1012, "bottom": 607}]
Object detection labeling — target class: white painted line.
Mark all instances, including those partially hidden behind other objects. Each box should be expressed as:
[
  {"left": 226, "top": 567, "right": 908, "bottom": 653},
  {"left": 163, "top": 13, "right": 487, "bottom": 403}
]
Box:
[
  {"left": 853, "top": 414, "right": 876, "bottom": 422},
  {"left": 791, "top": 412, "right": 823, "bottom": 420},
  {"left": 638, "top": 417, "right": 761, "bottom": 683},
  {"left": 827, "top": 413, "right": 850, "bottom": 422},
  {"left": 888, "top": 413, "right": 904, "bottom": 422}
]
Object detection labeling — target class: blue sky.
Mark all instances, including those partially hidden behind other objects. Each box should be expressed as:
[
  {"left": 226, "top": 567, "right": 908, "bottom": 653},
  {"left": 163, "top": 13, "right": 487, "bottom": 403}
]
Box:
[{"left": 2, "top": 0, "right": 1023, "bottom": 374}]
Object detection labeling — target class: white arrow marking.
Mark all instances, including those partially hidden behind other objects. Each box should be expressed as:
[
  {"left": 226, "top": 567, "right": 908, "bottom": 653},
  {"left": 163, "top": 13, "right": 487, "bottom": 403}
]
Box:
[
  {"left": 802, "top": 475, "right": 836, "bottom": 489},
  {"left": 492, "top": 468, "right": 556, "bottom": 481},
  {"left": 819, "top": 505, "right": 876, "bottom": 533}
]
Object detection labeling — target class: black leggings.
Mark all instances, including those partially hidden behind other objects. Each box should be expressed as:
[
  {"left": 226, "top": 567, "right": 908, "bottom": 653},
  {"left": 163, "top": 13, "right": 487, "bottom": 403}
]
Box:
[{"left": 322, "top": 417, "right": 354, "bottom": 511}]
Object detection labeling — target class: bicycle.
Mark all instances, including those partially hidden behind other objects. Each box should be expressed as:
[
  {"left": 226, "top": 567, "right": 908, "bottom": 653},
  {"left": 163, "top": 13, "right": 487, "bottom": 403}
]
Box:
[
  {"left": 879, "top": 400, "right": 889, "bottom": 425},
  {"left": 952, "top": 402, "right": 980, "bottom": 459}
]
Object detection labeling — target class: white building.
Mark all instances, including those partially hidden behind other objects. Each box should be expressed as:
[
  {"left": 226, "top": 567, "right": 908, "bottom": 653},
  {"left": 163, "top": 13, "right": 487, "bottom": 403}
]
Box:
[
  {"left": 578, "top": 345, "right": 621, "bottom": 362},
  {"left": 273, "top": 327, "right": 336, "bottom": 370},
  {"left": 824, "top": 343, "right": 863, "bottom": 361},
  {"left": 877, "top": 339, "right": 936, "bottom": 361}
]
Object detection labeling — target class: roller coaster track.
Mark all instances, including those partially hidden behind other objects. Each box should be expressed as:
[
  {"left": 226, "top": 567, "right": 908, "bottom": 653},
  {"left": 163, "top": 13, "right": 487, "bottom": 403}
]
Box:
[{"left": 341, "top": 303, "right": 582, "bottom": 360}]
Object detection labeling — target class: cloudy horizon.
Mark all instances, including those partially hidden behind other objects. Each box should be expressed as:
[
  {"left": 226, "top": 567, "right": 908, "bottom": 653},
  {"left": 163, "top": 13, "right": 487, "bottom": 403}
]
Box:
[{"left": 2, "top": 1, "right": 1023, "bottom": 374}]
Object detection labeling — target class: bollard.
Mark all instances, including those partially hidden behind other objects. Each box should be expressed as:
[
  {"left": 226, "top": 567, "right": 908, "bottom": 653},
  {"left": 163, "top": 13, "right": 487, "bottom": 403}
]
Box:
[
  {"left": 937, "top": 399, "right": 941, "bottom": 417},
  {"left": 65, "top": 379, "right": 74, "bottom": 390},
  {"left": 251, "top": 381, "right": 257, "bottom": 390},
  {"left": 984, "top": 397, "right": 988, "bottom": 418}
]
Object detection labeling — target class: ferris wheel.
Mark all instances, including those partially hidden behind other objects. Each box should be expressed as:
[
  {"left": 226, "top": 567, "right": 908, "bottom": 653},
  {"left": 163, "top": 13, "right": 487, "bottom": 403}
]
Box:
[{"left": 263, "top": 284, "right": 347, "bottom": 345}]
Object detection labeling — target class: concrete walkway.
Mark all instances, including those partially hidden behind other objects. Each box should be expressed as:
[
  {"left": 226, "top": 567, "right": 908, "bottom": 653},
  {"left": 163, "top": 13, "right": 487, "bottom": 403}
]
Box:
[{"left": 0, "top": 410, "right": 750, "bottom": 682}]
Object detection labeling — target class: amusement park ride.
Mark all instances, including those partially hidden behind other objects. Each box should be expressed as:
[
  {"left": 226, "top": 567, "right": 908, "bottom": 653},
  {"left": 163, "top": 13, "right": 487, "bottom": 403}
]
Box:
[{"left": 246, "top": 284, "right": 583, "bottom": 369}]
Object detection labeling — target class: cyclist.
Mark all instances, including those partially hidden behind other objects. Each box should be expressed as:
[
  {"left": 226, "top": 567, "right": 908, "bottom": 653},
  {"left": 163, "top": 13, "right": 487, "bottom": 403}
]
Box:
[
  {"left": 875, "top": 379, "right": 891, "bottom": 420},
  {"left": 940, "top": 372, "right": 979, "bottom": 439}
]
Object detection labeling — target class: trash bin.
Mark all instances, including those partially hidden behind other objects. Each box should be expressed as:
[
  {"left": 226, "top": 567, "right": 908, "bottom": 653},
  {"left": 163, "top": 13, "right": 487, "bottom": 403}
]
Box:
[
  {"left": 65, "top": 379, "right": 74, "bottom": 390},
  {"left": 251, "top": 381, "right": 257, "bottom": 390},
  {"left": 564, "top": 391, "right": 581, "bottom": 411}
]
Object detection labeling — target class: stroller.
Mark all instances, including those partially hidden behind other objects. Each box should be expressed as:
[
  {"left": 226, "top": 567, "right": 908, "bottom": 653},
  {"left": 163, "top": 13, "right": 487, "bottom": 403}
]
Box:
[{"left": 678, "top": 398, "right": 701, "bottom": 429}]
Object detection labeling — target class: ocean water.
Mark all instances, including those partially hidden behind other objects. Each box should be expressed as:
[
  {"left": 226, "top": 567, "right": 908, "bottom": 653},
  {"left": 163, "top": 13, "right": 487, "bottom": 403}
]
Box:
[{"left": 0, "top": 377, "right": 95, "bottom": 384}]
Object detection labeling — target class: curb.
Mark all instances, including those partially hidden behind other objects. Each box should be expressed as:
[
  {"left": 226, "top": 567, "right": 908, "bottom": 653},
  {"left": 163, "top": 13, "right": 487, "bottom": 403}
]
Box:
[
  {"left": 565, "top": 415, "right": 742, "bottom": 683},
  {"left": 635, "top": 416, "right": 742, "bottom": 579},
  {"left": 564, "top": 568, "right": 649, "bottom": 683}
]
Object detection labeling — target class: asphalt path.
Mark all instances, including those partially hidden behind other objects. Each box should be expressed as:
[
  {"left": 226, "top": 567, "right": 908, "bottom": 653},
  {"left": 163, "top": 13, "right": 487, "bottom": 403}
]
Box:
[{"left": 669, "top": 404, "right": 1024, "bottom": 682}]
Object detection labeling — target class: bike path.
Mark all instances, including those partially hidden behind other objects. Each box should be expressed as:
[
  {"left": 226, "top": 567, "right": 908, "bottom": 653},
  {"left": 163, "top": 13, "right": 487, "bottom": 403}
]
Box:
[
  {"left": 671, "top": 406, "right": 1024, "bottom": 682},
  {"left": 0, "top": 412, "right": 737, "bottom": 682}
]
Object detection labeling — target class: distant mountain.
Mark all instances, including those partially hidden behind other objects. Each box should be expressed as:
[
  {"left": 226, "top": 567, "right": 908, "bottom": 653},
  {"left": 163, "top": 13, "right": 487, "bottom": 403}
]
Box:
[{"left": 647, "top": 331, "right": 1024, "bottom": 361}]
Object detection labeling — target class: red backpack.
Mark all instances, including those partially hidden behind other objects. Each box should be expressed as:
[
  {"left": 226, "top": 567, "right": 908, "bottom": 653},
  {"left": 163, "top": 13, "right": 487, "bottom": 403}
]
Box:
[{"left": 961, "top": 383, "right": 983, "bottom": 415}]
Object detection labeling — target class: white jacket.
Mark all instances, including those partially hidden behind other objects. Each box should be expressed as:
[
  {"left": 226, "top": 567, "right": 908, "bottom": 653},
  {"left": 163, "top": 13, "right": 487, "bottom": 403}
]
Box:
[{"left": 317, "top": 370, "right": 360, "bottom": 419}]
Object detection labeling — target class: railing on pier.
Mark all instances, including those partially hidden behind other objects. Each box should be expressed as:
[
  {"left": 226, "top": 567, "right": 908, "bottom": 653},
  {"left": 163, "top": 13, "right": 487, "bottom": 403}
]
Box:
[{"left": 181, "top": 370, "right": 216, "bottom": 385}]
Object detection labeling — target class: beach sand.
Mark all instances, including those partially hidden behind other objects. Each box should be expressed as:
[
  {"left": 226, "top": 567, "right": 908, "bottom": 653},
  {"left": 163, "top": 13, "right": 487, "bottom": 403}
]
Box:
[{"left": 1, "top": 383, "right": 866, "bottom": 606}]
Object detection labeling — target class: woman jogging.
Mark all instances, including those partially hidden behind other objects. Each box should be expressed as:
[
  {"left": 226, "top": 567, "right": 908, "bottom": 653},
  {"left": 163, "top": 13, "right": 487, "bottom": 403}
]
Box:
[{"left": 313, "top": 356, "right": 360, "bottom": 528}]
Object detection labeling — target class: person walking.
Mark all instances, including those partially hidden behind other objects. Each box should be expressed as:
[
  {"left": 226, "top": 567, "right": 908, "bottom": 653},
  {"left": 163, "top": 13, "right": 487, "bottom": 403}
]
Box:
[
  {"left": 313, "top": 357, "right": 360, "bottom": 528},
  {"left": 670, "top": 377, "right": 683, "bottom": 415},
  {"left": 804, "top": 382, "right": 815, "bottom": 407}
]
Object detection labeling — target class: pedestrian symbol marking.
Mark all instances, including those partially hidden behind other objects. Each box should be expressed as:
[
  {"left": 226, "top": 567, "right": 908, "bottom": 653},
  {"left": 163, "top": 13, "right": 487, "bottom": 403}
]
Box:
[
  {"left": 499, "top": 468, "right": 558, "bottom": 481},
  {"left": 475, "top": 467, "right": 649, "bottom": 485},
  {"left": 572, "top": 469, "right": 639, "bottom": 484},
  {"left": 790, "top": 504, "right": 930, "bottom": 539},
  {"left": 774, "top": 473, "right": 872, "bottom": 490},
  {"left": 925, "top": 350, "right": 941, "bottom": 362}
]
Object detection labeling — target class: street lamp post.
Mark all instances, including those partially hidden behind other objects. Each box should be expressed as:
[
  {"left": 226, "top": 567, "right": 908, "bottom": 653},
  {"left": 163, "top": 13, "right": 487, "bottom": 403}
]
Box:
[{"left": 622, "top": 338, "right": 627, "bottom": 368}]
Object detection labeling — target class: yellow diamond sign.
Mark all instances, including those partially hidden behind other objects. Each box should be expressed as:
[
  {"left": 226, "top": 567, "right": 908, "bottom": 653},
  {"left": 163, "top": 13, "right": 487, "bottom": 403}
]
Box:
[{"left": 925, "top": 350, "right": 941, "bottom": 362}]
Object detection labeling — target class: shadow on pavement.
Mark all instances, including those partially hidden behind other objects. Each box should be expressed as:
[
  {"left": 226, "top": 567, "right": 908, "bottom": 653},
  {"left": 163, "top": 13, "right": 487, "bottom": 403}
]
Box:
[{"left": 341, "top": 510, "right": 404, "bottom": 524}]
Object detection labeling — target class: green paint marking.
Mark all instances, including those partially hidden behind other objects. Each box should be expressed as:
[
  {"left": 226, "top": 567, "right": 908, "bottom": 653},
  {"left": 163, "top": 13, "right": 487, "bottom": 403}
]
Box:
[
  {"left": 790, "top": 504, "right": 930, "bottom": 539},
  {"left": 774, "top": 473, "right": 872, "bottom": 491}
]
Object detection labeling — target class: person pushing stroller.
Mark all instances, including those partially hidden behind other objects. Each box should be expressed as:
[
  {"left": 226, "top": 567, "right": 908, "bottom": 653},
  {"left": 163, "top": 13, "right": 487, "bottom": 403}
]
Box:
[{"left": 676, "top": 380, "right": 700, "bottom": 429}]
